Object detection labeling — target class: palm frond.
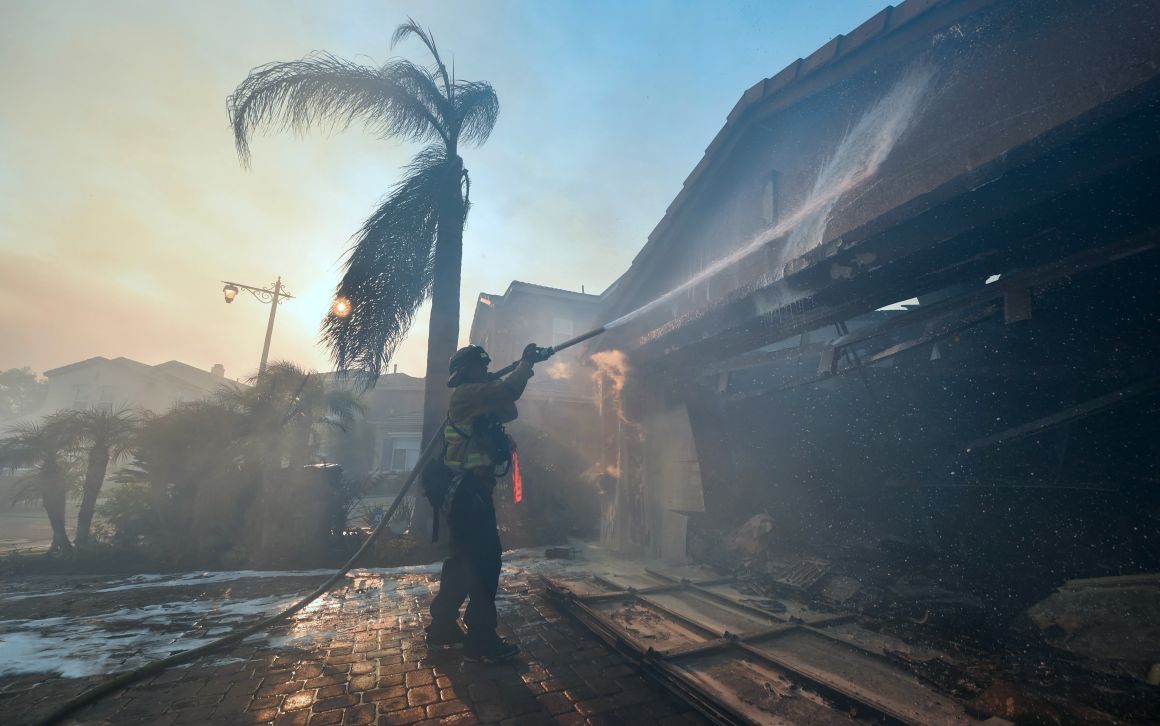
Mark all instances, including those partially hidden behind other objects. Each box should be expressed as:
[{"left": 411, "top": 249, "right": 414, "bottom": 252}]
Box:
[
  {"left": 0, "top": 416, "right": 70, "bottom": 471},
  {"left": 228, "top": 52, "right": 446, "bottom": 165},
  {"left": 391, "top": 18, "right": 451, "bottom": 96},
  {"left": 323, "top": 389, "right": 365, "bottom": 432},
  {"left": 56, "top": 407, "right": 141, "bottom": 460},
  {"left": 452, "top": 80, "right": 499, "bottom": 147},
  {"left": 320, "top": 145, "right": 454, "bottom": 380},
  {"left": 380, "top": 59, "right": 452, "bottom": 136}
]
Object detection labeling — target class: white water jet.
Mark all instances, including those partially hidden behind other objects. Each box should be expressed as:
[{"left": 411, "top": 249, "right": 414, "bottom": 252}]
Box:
[{"left": 604, "top": 64, "right": 935, "bottom": 331}]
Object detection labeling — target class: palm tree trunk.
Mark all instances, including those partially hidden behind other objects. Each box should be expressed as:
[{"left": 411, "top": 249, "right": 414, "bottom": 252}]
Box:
[
  {"left": 414, "top": 157, "right": 466, "bottom": 533},
  {"left": 75, "top": 445, "right": 110, "bottom": 547},
  {"left": 41, "top": 461, "right": 72, "bottom": 555}
]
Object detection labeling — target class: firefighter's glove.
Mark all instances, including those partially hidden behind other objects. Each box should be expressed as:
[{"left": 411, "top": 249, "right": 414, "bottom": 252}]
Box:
[{"left": 522, "top": 343, "right": 554, "bottom": 364}]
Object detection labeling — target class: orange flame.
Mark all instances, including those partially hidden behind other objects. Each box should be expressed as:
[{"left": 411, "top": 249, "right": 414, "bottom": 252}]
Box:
[
  {"left": 545, "top": 358, "right": 572, "bottom": 380},
  {"left": 512, "top": 450, "right": 523, "bottom": 503},
  {"left": 592, "top": 350, "right": 632, "bottom": 423}
]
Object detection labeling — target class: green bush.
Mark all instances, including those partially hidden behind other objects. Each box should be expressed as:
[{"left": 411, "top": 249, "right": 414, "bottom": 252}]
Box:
[{"left": 97, "top": 483, "right": 157, "bottom": 548}]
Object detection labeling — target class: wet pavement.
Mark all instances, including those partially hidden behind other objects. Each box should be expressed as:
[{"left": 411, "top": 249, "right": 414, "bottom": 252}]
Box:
[{"left": 0, "top": 547, "right": 707, "bottom": 725}]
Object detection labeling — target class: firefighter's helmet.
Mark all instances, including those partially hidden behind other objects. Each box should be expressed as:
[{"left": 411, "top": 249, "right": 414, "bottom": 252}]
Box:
[{"left": 448, "top": 345, "right": 491, "bottom": 387}]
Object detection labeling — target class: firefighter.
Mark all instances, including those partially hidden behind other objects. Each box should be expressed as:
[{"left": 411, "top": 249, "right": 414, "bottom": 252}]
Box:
[{"left": 425, "top": 342, "right": 552, "bottom": 662}]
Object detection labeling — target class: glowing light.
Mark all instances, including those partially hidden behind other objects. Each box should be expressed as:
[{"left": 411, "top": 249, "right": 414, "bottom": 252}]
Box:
[
  {"left": 479, "top": 295, "right": 494, "bottom": 307},
  {"left": 332, "top": 297, "right": 351, "bottom": 317}
]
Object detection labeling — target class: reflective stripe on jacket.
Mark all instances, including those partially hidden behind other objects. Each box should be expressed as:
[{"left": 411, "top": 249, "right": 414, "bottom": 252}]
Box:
[{"left": 445, "top": 360, "right": 534, "bottom": 472}]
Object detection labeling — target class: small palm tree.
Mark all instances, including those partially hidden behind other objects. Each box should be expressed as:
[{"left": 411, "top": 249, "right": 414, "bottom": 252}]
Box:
[
  {"left": 119, "top": 401, "right": 245, "bottom": 549},
  {"left": 0, "top": 416, "right": 76, "bottom": 554},
  {"left": 218, "top": 361, "right": 365, "bottom": 470},
  {"left": 60, "top": 408, "right": 140, "bottom": 547},
  {"left": 228, "top": 19, "right": 498, "bottom": 457}
]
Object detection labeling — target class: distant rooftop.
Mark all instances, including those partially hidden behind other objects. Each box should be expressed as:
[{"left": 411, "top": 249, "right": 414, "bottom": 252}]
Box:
[{"left": 43, "top": 356, "right": 234, "bottom": 391}]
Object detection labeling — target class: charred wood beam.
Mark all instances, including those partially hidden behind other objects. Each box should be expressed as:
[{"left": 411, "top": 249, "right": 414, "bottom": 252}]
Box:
[
  {"left": 580, "top": 584, "right": 687, "bottom": 602},
  {"left": 548, "top": 573, "right": 967, "bottom": 726},
  {"left": 732, "top": 641, "right": 931, "bottom": 726},
  {"left": 964, "top": 376, "right": 1160, "bottom": 453},
  {"left": 708, "top": 225, "right": 1156, "bottom": 400},
  {"left": 578, "top": 576, "right": 736, "bottom": 602},
  {"left": 723, "top": 301, "right": 1000, "bottom": 400},
  {"left": 635, "top": 594, "right": 728, "bottom": 638},
  {"left": 1003, "top": 286, "right": 1033, "bottom": 324},
  {"left": 698, "top": 341, "right": 830, "bottom": 378},
  {"left": 858, "top": 303, "right": 998, "bottom": 364},
  {"left": 625, "top": 93, "right": 1160, "bottom": 376},
  {"left": 650, "top": 636, "right": 733, "bottom": 660},
  {"left": 824, "top": 230, "right": 1158, "bottom": 351}
]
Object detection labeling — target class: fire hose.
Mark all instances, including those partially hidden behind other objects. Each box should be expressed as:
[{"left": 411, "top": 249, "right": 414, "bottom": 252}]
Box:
[{"left": 36, "top": 326, "right": 607, "bottom": 725}]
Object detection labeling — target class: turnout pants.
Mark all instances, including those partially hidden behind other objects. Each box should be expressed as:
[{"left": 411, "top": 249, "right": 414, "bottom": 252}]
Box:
[{"left": 429, "top": 472, "right": 502, "bottom": 638}]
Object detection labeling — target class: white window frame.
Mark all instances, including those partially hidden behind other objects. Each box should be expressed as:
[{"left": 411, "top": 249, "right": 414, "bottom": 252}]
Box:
[
  {"left": 95, "top": 385, "right": 115, "bottom": 414},
  {"left": 73, "top": 384, "right": 91, "bottom": 410},
  {"left": 552, "top": 317, "right": 574, "bottom": 347}
]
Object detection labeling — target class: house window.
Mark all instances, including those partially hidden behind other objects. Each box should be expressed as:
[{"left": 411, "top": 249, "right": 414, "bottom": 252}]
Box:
[
  {"left": 96, "top": 386, "right": 115, "bottom": 414},
  {"left": 73, "top": 384, "right": 91, "bottom": 410},
  {"left": 387, "top": 438, "right": 420, "bottom": 472},
  {"left": 552, "top": 317, "right": 574, "bottom": 347},
  {"left": 762, "top": 170, "right": 780, "bottom": 227},
  {"left": 380, "top": 438, "right": 394, "bottom": 470}
]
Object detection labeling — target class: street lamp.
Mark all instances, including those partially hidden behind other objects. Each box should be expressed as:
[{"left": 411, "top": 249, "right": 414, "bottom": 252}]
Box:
[{"left": 219, "top": 277, "right": 294, "bottom": 375}]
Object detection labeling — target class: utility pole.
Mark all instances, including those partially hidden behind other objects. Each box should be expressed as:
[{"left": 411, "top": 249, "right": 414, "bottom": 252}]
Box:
[{"left": 221, "top": 277, "right": 294, "bottom": 376}]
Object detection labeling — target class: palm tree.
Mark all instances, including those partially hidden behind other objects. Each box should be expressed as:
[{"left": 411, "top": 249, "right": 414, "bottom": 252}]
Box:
[
  {"left": 118, "top": 401, "right": 246, "bottom": 552},
  {"left": 0, "top": 415, "right": 76, "bottom": 554},
  {"left": 217, "top": 361, "right": 365, "bottom": 470},
  {"left": 60, "top": 408, "right": 140, "bottom": 547},
  {"left": 227, "top": 20, "right": 498, "bottom": 459}
]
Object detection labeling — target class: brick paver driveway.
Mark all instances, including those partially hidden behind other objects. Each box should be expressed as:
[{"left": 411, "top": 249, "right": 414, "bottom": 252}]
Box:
[{"left": 2, "top": 555, "right": 706, "bottom": 725}]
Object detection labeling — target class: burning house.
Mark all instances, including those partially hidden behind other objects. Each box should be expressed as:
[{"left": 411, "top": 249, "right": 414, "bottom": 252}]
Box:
[
  {"left": 540, "top": 0, "right": 1160, "bottom": 721},
  {"left": 594, "top": 0, "right": 1160, "bottom": 587}
]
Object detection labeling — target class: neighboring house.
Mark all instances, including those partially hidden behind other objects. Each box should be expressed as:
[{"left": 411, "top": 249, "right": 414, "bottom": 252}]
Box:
[
  {"left": 9, "top": 357, "right": 231, "bottom": 424},
  {"left": 375, "top": 411, "right": 423, "bottom": 473},
  {"left": 320, "top": 281, "right": 606, "bottom": 482},
  {"left": 319, "top": 370, "right": 425, "bottom": 475},
  {"left": 469, "top": 281, "right": 603, "bottom": 405},
  {"left": 467, "top": 281, "right": 604, "bottom": 534}
]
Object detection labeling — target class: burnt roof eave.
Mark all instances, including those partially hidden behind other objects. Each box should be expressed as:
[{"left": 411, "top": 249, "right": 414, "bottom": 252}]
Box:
[
  {"left": 600, "top": 0, "right": 1001, "bottom": 319},
  {"left": 621, "top": 89, "right": 1160, "bottom": 373}
]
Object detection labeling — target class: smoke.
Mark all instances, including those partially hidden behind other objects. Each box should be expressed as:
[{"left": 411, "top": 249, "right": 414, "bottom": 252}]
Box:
[
  {"left": 545, "top": 358, "right": 572, "bottom": 380},
  {"left": 603, "top": 63, "right": 936, "bottom": 331}
]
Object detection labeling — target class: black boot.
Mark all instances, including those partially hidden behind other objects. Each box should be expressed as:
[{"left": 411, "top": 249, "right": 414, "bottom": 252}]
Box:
[
  {"left": 463, "top": 632, "right": 519, "bottom": 663},
  {"left": 425, "top": 621, "right": 467, "bottom": 650}
]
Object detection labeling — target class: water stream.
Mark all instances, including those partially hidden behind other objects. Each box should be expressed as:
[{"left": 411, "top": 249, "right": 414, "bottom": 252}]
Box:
[{"left": 604, "top": 64, "right": 936, "bottom": 332}]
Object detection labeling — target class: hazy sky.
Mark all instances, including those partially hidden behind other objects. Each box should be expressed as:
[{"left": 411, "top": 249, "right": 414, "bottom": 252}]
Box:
[{"left": 1, "top": 0, "right": 885, "bottom": 380}]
